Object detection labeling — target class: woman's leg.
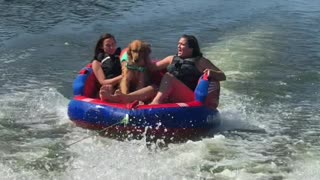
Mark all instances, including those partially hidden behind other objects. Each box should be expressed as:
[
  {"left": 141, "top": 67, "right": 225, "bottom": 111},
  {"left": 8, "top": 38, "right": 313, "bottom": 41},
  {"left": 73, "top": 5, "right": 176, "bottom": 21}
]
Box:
[
  {"left": 99, "top": 85, "right": 121, "bottom": 102},
  {"left": 114, "top": 84, "right": 158, "bottom": 103},
  {"left": 149, "top": 73, "right": 194, "bottom": 104}
]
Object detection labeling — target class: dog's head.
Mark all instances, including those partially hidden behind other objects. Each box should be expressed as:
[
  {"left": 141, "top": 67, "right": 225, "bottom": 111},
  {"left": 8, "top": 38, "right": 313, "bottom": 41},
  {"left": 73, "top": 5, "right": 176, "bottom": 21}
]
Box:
[{"left": 127, "top": 40, "right": 151, "bottom": 66}]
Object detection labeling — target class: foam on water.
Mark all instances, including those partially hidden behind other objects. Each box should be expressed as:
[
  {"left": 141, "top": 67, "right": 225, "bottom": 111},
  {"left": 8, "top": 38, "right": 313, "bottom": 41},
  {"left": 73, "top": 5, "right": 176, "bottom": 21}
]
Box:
[
  {"left": 0, "top": 87, "right": 73, "bottom": 179},
  {"left": 198, "top": 24, "right": 320, "bottom": 179},
  {"left": 58, "top": 135, "right": 236, "bottom": 180},
  {"left": 288, "top": 156, "right": 320, "bottom": 180},
  {"left": 0, "top": 87, "right": 69, "bottom": 126}
]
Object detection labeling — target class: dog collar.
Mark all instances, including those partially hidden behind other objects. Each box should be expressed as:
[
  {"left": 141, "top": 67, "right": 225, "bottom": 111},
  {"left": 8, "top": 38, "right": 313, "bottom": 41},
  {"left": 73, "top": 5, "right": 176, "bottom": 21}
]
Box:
[{"left": 126, "top": 64, "right": 146, "bottom": 72}]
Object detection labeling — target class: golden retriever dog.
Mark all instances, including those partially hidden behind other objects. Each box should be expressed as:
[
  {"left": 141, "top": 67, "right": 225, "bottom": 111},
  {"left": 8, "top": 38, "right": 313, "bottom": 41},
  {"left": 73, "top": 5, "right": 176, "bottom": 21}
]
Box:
[{"left": 120, "top": 40, "right": 151, "bottom": 94}]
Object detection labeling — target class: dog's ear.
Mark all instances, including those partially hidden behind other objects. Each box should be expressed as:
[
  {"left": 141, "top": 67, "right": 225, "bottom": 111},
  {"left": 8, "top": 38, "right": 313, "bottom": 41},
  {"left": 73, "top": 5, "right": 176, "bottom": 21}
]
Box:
[
  {"left": 143, "top": 43, "right": 151, "bottom": 63},
  {"left": 127, "top": 43, "right": 133, "bottom": 63}
]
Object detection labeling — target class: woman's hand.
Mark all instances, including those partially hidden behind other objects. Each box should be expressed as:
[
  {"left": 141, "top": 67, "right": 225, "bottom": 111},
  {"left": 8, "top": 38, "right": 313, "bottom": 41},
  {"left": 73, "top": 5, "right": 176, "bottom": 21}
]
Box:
[
  {"left": 203, "top": 69, "right": 212, "bottom": 79},
  {"left": 203, "top": 68, "right": 226, "bottom": 81}
]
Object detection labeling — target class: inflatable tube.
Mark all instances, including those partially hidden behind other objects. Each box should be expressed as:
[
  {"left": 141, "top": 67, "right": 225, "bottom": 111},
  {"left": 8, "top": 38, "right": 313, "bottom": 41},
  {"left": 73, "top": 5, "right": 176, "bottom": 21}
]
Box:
[{"left": 68, "top": 63, "right": 221, "bottom": 140}]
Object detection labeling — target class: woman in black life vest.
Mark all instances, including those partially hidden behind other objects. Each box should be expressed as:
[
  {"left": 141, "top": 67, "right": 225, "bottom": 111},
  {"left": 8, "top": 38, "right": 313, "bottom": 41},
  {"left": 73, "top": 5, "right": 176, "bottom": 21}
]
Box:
[
  {"left": 91, "top": 33, "right": 122, "bottom": 101},
  {"left": 148, "top": 34, "right": 226, "bottom": 109}
]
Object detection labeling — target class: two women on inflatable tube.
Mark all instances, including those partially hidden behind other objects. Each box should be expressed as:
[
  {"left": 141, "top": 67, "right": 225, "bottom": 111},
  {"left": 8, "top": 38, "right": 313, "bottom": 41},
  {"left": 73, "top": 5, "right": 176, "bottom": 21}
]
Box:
[{"left": 68, "top": 35, "right": 226, "bottom": 141}]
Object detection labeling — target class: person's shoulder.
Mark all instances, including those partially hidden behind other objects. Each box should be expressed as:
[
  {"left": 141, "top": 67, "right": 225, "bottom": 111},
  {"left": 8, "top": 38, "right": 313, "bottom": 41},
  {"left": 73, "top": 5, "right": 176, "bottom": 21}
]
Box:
[
  {"left": 95, "top": 52, "right": 105, "bottom": 61},
  {"left": 165, "top": 55, "right": 175, "bottom": 61},
  {"left": 199, "top": 56, "right": 210, "bottom": 61},
  {"left": 152, "top": 55, "right": 174, "bottom": 70},
  {"left": 196, "top": 56, "right": 215, "bottom": 69},
  {"left": 201, "top": 56, "right": 216, "bottom": 64},
  {"left": 115, "top": 47, "right": 122, "bottom": 55},
  {"left": 162, "top": 55, "right": 175, "bottom": 64}
]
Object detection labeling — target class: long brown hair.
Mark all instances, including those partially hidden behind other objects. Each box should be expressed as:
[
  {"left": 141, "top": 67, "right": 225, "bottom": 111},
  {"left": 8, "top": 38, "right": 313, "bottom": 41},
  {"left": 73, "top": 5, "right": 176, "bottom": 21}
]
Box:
[{"left": 93, "top": 33, "right": 116, "bottom": 59}]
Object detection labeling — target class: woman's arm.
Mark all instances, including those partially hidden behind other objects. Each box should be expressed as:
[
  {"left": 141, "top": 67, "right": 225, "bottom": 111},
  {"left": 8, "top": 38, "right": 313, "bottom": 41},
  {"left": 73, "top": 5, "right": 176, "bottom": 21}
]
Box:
[
  {"left": 104, "top": 75, "right": 122, "bottom": 86},
  {"left": 198, "top": 57, "right": 226, "bottom": 81},
  {"left": 92, "top": 60, "right": 122, "bottom": 85},
  {"left": 147, "top": 55, "right": 173, "bottom": 72}
]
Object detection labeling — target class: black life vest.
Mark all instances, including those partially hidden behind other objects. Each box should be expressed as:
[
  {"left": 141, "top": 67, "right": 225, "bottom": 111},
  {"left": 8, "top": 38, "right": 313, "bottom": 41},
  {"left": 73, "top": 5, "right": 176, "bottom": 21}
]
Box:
[
  {"left": 167, "top": 56, "right": 202, "bottom": 91},
  {"left": 95, "top": 47, "right": 122, "bottom": 79}
]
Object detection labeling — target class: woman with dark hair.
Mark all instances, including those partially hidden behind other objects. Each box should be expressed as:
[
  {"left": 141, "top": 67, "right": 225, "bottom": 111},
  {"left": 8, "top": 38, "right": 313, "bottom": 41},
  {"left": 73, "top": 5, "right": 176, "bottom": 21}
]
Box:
[
  {"left": 91, "top": 33, "right": 122, "bottom": 101},
  {"left": 148, "top": 34, "right": 226, "bottom": 108}
]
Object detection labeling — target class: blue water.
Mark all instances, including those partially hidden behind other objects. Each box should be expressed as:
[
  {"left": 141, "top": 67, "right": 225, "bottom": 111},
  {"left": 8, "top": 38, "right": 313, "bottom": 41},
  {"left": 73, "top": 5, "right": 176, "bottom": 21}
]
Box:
[{"left": 0, "top": 0, "right": 319, "bottom": 179}]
